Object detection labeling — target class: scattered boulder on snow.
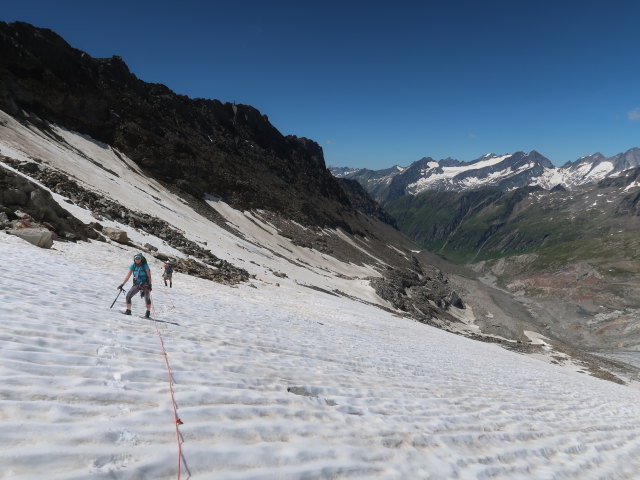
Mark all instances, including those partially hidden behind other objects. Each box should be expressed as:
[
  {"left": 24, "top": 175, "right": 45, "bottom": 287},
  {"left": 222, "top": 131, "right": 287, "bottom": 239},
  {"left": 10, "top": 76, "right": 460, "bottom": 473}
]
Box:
[
  {"left": 102, "top": 227, "right": 128, "bottom": 244},
  {"left": 6, "top": 226, "right": 53, "bottom": 248},
  {"left": 172, "top": 257, "right": 250, "bottom": 285},
  {"left": 154, "top": 252, "right": 170, "bottom": 262}
]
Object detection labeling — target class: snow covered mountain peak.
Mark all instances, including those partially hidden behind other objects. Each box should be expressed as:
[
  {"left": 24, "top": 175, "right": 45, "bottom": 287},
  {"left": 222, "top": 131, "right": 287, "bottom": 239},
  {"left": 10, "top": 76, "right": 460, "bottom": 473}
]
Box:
[
  {"left": 535, "top": 147, "right": 640, "bottom": 190},
  {"left": 331, "top": 148, "right": 640, "bottom": 201}
]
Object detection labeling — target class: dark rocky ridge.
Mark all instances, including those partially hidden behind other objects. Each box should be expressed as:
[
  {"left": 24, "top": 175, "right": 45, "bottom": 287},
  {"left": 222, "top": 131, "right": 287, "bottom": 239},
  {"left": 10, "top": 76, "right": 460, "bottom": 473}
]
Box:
[{"left": 0, "top": 21, "right": 364, "bottom": 231}]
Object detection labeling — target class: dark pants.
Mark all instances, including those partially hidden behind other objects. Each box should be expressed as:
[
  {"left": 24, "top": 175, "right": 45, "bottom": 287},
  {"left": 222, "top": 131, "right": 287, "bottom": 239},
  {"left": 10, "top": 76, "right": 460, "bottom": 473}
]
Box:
[{"left": 126, "top": 284, "right": 151, "bottom": 306}]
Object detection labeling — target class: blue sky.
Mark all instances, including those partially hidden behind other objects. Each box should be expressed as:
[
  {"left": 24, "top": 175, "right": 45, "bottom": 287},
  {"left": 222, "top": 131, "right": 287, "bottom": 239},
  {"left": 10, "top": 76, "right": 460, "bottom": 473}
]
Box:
[{"left": 3, "top": 0, "right": 640, "bottom": 168}]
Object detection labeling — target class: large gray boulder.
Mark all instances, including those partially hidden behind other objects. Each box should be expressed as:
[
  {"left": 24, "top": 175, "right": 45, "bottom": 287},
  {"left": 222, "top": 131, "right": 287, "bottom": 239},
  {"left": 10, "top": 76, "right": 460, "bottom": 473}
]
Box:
[
  {"left": 6, "top": 227, "right": 54, "bottom": 248},
  {"left": 0, "top": 165, "right": 91, "bottom": 241},
  {"left": 102, "top": 227, "right": 128, "bottom": 244}
]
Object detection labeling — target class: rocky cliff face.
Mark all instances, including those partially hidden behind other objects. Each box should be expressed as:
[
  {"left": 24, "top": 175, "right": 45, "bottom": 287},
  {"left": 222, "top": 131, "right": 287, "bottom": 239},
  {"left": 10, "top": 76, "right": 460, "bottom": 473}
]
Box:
[
  {"left": 334, "top": 178, "right": 396, "bottom": 226},
  {"left": 0, "top": 21, "right": 356, "bottom": 229}
]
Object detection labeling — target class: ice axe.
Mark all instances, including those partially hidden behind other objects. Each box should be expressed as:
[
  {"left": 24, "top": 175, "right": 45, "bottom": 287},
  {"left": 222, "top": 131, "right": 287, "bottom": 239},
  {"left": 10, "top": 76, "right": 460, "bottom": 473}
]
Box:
[{"left": 110, "top": 286, "right": 127, "bottom": 309}]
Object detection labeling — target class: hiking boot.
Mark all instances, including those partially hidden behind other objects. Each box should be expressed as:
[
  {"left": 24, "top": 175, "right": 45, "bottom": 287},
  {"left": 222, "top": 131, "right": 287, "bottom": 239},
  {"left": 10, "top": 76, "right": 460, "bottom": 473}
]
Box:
[
  {"left": 125, "top": 309, "right": 131, "bottom": 315},
  {"left": 145, "top": 310, "right": 151, "bottom": 318}
]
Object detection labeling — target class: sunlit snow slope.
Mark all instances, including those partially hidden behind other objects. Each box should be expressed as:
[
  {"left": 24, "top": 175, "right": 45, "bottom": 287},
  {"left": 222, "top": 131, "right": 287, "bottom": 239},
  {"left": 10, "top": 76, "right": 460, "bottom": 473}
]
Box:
[
  {"left": 0, "top": 110, "right": 386, "bottom": 305},
  {"left": 2, "top": 113, "right": 640, "bottom": 479},
  {"left": 3, "top": 227, "right": 640, "bottom": 479}
]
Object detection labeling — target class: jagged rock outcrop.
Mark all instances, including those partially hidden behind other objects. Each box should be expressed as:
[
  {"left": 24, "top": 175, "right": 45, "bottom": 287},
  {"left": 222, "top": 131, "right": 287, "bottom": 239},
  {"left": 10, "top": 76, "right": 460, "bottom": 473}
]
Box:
[
  {"left": 369, "top": 261, "right": 462, "bottom": 324},
  {"left": 0, "top": 161, "right": 94, "bottom": 242},
  {"left": 0, "top": 21, "right": 357, "bottom": 230}
]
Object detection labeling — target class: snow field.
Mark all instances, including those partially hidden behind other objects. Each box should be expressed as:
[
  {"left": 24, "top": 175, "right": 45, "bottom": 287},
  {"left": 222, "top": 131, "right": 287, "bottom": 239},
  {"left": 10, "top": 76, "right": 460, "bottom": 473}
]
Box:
[{"left": 2, "top": 235, "right": 640, "bottom": 479}]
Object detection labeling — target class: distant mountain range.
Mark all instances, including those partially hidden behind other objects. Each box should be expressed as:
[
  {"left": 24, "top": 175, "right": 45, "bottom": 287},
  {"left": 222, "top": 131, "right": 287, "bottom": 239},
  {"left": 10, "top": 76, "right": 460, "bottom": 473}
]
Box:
[{"left": 330, "top": 148, "right": 640, "bottom": 202}]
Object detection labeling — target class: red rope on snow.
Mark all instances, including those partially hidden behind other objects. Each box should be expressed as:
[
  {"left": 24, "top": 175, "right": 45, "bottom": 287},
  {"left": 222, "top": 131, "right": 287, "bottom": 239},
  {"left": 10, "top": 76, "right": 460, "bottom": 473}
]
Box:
[{"left": 150, "top": 295, "right": 184, "bottom": 479}]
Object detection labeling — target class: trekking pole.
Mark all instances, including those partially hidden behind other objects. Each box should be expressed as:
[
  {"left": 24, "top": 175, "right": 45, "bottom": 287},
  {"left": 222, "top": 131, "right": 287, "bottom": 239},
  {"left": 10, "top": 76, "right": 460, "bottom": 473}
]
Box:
[{"left": 110, "top": 287, "right": 126, "bottom": 309}]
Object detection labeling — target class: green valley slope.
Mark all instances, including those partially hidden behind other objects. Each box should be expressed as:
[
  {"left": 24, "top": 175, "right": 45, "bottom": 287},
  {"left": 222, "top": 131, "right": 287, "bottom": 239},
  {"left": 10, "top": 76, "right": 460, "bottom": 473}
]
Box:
[{"left": 385, "top": 168, "right": 640, "bottom": 352}]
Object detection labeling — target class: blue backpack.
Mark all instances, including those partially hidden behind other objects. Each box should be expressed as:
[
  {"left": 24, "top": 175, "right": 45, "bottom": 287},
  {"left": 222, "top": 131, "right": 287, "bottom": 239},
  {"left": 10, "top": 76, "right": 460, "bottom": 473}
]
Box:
[{"left": 131, "top": 255, "right": 149, "bottom": 285}]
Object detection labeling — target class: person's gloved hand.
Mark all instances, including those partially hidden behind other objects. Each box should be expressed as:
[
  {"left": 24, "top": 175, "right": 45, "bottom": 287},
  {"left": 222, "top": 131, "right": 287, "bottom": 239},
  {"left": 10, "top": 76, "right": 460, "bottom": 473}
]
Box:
[
  {"left": 117, "top": 283, "right": 124, "bottom": 290},
  {"left": 148, "top": 285, "right": 153, "bottom": 291}
]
